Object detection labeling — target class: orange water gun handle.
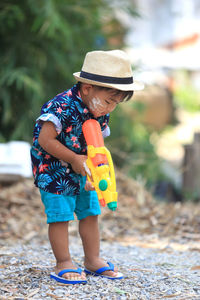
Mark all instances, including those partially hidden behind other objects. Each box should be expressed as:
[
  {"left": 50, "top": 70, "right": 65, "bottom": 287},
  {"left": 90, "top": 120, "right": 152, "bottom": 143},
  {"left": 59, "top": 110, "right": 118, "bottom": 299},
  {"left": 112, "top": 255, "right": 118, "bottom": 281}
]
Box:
[
  {"left": 82, "top": 119, "right": 107, "bottom": 166},
  {"left": 83, "top": 119, "right": 107, "bottom": 207}
]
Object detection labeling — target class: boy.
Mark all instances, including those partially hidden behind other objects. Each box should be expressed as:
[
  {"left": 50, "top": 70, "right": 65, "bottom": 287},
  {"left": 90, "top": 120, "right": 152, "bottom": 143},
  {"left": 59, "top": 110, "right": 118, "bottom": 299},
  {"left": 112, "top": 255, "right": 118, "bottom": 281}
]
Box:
[{"left": 31, "top": 50, "right": 143, "bottom": 284}]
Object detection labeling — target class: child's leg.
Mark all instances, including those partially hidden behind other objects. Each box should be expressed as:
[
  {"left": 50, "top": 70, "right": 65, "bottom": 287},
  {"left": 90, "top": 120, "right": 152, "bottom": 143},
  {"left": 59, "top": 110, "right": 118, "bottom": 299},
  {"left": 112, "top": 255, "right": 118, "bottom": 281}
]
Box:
[
  {"left": 49, "top": 222, "right": 86, "bottom": 280},
  {"left": 79, "top": 215, "right": 118, "bottom": 277}
]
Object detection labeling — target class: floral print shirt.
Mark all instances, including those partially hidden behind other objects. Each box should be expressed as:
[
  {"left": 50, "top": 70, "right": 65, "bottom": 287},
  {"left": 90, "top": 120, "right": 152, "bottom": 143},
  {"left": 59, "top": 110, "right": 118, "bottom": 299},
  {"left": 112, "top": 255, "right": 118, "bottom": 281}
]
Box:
[{"left": 30, "top": 84, "right": 110, "bottom": 195}]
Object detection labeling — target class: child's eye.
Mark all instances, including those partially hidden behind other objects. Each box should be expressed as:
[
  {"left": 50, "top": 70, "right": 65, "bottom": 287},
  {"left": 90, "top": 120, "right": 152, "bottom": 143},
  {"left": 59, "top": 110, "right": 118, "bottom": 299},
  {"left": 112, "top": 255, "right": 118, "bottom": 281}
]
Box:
[
  {"left": 105, "top": 100, "right": 111, "bottom": 105},
  {"left": 105, "top": 99, "right": 118, "bottom": 106}
]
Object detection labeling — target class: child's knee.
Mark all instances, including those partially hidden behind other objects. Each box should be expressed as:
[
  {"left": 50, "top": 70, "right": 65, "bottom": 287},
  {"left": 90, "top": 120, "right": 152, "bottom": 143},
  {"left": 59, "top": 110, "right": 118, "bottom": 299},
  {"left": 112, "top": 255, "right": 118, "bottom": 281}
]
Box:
[{"left": 80, "top": 215, "right": 98, "bottom": 224}]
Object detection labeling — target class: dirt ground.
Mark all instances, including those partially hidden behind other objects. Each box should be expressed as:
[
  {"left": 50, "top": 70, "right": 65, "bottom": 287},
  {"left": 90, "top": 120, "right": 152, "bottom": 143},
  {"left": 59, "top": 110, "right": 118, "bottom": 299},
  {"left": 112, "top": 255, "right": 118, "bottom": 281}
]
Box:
[{"left": 0, "top": 173, "right": 200, "bottom": 252}]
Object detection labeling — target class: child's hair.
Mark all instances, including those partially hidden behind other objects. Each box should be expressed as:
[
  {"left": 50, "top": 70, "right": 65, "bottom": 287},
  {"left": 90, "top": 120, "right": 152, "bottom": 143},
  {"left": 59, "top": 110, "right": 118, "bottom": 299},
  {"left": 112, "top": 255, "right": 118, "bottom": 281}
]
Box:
[{"left": 78, "top": 82, "right": 133, "bottom": 102}]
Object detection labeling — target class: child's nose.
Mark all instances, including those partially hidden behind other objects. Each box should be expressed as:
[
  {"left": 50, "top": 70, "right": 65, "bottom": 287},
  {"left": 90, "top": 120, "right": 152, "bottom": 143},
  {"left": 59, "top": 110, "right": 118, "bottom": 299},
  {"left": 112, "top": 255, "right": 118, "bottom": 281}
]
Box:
[
  {"left": 107, "top": 103, "right": 117, "bottom": 112},
  {"left": 106, "top": 107, "right": 115, "bottom": 114}
]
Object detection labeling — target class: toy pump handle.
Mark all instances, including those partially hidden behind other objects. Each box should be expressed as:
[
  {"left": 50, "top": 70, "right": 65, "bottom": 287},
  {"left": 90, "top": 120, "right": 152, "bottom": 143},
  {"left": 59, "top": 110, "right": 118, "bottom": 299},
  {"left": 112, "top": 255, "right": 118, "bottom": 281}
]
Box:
[{"left": 83, "top": 119, "right": 107, "bottom": 167}]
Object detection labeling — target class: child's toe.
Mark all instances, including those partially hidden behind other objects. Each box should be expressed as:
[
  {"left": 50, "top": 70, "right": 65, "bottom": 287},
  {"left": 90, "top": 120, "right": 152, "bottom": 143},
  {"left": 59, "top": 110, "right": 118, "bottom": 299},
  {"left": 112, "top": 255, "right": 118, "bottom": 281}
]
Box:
[
  {"left": 81, "top": 272, "right": 86, "bottom": 279},
  {"left": 102, "top": 270, "right": 118, "bottom": 277}
]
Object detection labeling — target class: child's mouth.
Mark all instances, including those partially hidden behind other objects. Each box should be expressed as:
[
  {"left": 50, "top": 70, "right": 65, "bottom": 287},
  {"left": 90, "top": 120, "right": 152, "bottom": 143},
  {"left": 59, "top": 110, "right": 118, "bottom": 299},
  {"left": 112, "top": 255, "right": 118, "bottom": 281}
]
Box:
[{"left": 93, "top": 111, "right": 106, "bottom": 118}]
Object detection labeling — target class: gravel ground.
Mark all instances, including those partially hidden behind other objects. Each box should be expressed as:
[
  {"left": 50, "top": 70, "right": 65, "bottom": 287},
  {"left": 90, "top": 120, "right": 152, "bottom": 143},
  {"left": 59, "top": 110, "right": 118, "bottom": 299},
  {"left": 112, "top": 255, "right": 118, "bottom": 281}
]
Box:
[
  {"left": 1, "top": 236, "right": 200, "bottom": 300},
  {"left": 1, "top": 179, "right": 200, "bottom": 299}
]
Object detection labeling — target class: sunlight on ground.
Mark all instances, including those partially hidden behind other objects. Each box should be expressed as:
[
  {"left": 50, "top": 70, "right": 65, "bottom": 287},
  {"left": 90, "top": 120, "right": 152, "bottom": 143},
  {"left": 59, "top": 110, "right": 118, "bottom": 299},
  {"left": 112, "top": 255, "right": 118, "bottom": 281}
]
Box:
[
  {"left": 154, "top": 109, "right": 200, "bottom": 187},
  {"left": 156, "top": 109, "right": 200, "bottom": 164},
  {"left": 120, "top": 235, "right": 200, "bottom": 252}
]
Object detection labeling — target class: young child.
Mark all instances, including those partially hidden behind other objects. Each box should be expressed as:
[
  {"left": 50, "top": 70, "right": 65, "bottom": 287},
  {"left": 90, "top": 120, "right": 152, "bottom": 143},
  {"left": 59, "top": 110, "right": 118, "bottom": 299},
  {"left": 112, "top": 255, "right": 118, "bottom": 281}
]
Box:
[{"left": 31, "top": 50, "right": 143, "bottom": 284}]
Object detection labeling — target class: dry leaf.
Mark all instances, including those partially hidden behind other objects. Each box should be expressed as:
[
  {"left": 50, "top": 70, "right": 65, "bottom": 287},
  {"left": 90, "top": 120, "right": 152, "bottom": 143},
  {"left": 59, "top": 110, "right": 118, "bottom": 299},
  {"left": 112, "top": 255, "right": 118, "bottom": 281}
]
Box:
[
  {"left": 191, "top": 265, "right": 200, "bottom": 270},
  {"left": 27, "top": 288, "right": 40, "bottom": 297},
  {"left": 46, "top": 293, "right": 65, "bottom": 299},
  {"left": 163, "top": 293, "right": 181, "bottom": 298}
]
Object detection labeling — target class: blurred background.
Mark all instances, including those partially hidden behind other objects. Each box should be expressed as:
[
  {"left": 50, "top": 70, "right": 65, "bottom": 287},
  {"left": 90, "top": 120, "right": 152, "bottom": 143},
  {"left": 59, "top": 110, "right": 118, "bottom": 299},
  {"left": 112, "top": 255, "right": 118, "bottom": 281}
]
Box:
[
  {"left": 0, "top": 0, "right": 200, "bottom": 205},
  {"left": 1, "top": 7, "right": 200, "bottom": 297}
]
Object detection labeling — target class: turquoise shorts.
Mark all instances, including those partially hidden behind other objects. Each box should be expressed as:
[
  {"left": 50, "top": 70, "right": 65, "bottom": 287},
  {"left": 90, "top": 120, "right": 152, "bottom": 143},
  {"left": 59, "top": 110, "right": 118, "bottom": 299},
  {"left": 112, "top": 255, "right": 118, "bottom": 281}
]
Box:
[{"left": 40, "top": 176, "right": 101, "bottom": 223}]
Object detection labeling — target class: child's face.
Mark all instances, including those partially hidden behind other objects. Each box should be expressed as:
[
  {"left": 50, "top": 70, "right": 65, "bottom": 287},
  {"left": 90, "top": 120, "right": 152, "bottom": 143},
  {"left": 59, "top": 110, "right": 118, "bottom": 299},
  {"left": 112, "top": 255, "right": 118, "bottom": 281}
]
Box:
[{"left": 85, "top": 86, "right": 122, "bottom": 118}]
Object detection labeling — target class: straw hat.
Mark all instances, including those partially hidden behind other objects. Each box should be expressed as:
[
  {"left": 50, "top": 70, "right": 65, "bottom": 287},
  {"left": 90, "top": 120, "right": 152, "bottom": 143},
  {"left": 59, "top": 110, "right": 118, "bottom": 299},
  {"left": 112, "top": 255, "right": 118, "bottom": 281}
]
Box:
[{"left": 73, "top": 50, "right": 144, "bottom": 91}]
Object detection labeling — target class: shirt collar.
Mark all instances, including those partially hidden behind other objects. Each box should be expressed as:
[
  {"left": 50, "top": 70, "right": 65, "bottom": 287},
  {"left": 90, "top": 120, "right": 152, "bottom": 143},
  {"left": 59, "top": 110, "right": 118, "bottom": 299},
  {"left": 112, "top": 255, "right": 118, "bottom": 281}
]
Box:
[{"left": 71, "top": 84, "right": 92, "bottom": 116}]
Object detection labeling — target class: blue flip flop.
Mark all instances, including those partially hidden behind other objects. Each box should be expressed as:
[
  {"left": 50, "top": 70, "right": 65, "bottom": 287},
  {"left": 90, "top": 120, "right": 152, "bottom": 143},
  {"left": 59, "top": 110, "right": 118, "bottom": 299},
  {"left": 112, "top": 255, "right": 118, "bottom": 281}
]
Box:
[
  {"left": 84, "top": 261, "right": 123, "bottom": 280},
  {"left": 50, "top": 268, "right": 87, "bottom": 284}
]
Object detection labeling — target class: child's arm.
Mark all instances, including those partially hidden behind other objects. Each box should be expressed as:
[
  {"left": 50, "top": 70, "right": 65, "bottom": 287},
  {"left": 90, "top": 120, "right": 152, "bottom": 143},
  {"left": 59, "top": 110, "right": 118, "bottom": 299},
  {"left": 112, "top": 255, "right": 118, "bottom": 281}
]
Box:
[{"left": 38, "top": 121, "right": 87, "bottom": 176}]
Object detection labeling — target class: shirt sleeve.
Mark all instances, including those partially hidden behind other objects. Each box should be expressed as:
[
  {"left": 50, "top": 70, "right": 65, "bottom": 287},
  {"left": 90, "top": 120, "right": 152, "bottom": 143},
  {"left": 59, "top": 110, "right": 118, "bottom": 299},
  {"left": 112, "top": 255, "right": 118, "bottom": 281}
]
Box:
[
  {"left": 37, "top": 98, "right": 71, "bottom": 134},
  {"left": 102, "top": 125, "right": 110, "bottom": 138},
  {"left": 98, "top": 114, "right": 110, "bottom": 138},
  {"left": 36, "top": 113, "right": 62, "bottom": 134}
]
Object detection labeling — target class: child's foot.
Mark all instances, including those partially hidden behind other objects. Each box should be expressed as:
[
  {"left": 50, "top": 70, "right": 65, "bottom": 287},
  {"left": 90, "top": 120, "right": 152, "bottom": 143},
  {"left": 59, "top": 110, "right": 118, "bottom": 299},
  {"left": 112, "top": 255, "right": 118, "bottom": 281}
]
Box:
[
  {"left": 55, "top": 262, "right": 86, "bottom": 281},
  {"left": 84, "top": 258, "right": 119, "bottom": 278}
]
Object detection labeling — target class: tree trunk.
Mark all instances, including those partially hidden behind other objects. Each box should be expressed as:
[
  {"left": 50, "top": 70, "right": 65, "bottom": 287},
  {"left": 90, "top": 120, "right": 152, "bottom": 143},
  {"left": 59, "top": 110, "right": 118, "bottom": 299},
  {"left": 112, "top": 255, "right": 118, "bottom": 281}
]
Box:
[{"left": 183, "top": 132, "right": 200, "bottom": 199}]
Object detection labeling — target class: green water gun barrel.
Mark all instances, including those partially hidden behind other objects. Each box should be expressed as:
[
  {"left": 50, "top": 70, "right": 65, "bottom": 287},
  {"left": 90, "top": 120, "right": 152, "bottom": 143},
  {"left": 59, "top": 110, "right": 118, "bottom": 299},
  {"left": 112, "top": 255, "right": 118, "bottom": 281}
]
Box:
[
  {"left": 99, "top": 179, "right": 117, "bottom": 211},
  {"left": 107, "top": 201, "right": 117, "bottom": 211}
]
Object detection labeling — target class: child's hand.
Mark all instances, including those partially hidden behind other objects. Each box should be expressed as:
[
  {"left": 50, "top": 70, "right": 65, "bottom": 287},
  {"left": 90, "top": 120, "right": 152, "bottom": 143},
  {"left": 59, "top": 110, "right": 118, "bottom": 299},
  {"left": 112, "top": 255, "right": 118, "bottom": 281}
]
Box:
[
  {"left": 84, "top": 180, "right": 95, "bottom": 191},
  {"left": 70, "top": 154, "right": 87, "bottom": 176}
]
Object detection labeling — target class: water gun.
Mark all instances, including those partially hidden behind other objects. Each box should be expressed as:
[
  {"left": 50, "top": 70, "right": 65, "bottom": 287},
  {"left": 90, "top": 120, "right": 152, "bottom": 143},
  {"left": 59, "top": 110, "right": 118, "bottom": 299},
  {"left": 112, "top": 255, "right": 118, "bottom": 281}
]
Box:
[{"left": 82, "top": 119, "right": 118, "bottom": 211}]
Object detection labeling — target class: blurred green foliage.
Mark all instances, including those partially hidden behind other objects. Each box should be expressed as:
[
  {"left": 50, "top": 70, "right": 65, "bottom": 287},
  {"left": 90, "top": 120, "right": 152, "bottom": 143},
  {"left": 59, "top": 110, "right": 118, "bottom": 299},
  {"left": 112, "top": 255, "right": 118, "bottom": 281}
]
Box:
[
  {"left": 174, "top": 86, "right": 200, "bottom": 112},
  {"left": 174, "top": 71, "right": 200, "bottom": 112},
  {"left": 0, "top": 0, "right": 137, "bottom": 141},
  {"left": 0, "top": 0, "right": 163, "bottom": 186},
  {"left": 107, "top": 104, "right": 164, "bottom": 186}
]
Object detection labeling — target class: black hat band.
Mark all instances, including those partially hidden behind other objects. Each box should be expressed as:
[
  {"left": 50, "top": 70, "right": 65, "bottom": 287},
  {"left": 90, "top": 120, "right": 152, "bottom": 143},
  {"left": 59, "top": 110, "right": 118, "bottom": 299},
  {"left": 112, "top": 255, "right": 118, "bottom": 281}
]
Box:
[{"left": 80, "top": 71, "right": 133, "bottom": 85}]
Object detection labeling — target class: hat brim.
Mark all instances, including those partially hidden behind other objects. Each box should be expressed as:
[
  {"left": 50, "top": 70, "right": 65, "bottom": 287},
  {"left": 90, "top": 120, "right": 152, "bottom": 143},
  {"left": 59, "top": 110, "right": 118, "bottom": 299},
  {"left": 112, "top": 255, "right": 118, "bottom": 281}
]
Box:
[{"left": 73, "top": 72, "right": 144, "bottom": 91}]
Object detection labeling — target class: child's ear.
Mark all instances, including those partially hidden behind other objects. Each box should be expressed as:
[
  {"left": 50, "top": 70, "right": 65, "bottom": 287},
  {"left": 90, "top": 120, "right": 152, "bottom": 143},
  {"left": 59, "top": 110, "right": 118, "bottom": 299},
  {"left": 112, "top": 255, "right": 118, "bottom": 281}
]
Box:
[{"left": 81, "top": 83, "right": 93, "bottom": 96}]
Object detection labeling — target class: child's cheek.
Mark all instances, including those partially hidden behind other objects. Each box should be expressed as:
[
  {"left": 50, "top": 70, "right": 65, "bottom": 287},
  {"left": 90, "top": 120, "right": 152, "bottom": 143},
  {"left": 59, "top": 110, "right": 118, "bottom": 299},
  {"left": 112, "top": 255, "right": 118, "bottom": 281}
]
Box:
[{"left": 89, "top": 97, "right": 105, "bottom": 113}]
